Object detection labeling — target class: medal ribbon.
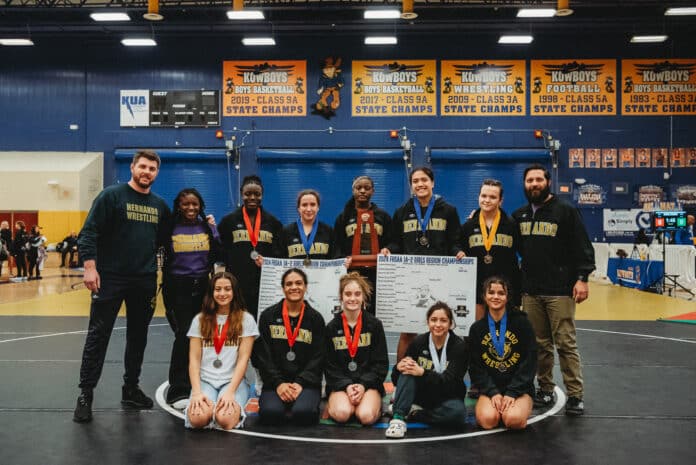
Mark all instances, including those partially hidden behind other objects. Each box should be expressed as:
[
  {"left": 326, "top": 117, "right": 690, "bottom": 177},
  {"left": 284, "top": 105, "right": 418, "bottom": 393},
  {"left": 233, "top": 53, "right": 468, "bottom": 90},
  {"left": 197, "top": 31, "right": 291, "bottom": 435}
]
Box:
[
  {"left": 213, "top": 317, "right": 231, "bottom": 357},
  {"left": 242, "top": 207, "right": 262, "bottom": 249},
  {"left": 428, "top": 332, "right": 450, "bottom": 374},
  {"left": 296, "top": 218, "right": 319, "bottom": 257},
  {"left": 351, "top": 208, "right": 380, "bottom": 256},
  {"left": 413, "top": 196, "right": 436, "bottom": 237},
  {"left": 341, "top": 311, "right": 363, "bottom": 359},
  {"left": 282, "top": 299, "right": 306, "bottom": 350},
  {"left": 479, "top": 209, "right": 501, "bottom": 254},
  {"left": 487, "top": 312, "right": 507, "bottom": 358}
]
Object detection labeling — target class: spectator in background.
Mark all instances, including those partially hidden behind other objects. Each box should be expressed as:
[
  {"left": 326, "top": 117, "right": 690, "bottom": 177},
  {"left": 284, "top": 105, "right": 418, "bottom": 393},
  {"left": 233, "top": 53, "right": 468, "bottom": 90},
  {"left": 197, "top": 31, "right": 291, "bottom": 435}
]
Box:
[
  {"left": 0, "top": 221, "right": 12, "bottom": 278},
  {"left": 11, "top": 221, "right": 28, "bottom": 282},
  {"left": 60, "top": 232, "right": 79, "bottom": 268},
  {"left": 27, "top": 225, "right": 46, "bottom": 280}
]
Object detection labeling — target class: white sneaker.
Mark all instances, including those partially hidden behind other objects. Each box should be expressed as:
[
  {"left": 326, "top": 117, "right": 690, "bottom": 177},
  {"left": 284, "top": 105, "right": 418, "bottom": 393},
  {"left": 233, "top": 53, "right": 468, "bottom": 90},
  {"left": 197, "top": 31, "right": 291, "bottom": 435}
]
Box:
[
  {"left": 172, "top": 398, "right": 189, "bottom": 410},
  {"left": 385, "top": 419, "right": 407, "bottom": 439}
]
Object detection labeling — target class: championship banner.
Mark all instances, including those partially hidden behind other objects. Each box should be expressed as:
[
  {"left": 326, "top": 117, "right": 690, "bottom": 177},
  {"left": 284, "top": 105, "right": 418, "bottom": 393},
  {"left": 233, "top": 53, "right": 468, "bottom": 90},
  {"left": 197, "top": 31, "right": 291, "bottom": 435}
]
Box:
[
  {"left": 258, "top": 258, "right": 344, "bottom": 322},
  {"left": 621, "top": 59, "right": 696, "bottom": 115},
  {"left": 440, "top": 60, "right": 526, "bottom": 116},
  {"left": 222, "top": 60, "right": 307, "bottom": 116},
  {"left": 674, "top": 185, "right": 696, "bottom": 206},
  {"left": 375, "top": 254, "right": 476, "bottom": 336},
  {"left": 576, "top": 184, "right": 606, "bottom": 205},
  {"left": 530, "top": 59, "right": 617, "bottom": 115},
  {"left": 352, "top": 60, "right": 436, "bottom": 116}
]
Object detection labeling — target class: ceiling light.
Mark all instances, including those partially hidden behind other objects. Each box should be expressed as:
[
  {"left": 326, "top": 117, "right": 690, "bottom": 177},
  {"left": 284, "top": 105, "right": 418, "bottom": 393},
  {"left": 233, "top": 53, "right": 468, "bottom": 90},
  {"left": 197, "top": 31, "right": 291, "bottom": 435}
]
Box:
[
  {"left": 517, "top": 9, "right": 557, "bottom": 18},
  {"left": 665, "top": 7, "right": 696, "bottom": 16},
  {"left": 227, "top": 10, "right": 265, "bottom": 20},
  {"left": 0, "top": 38, "right": 34, "bottom": 46},
  {"left": 121, "top": 38, "right": 157, "bottom": 46},
  {"left": 498, "top": 35, "right": 534, "bottom": 44},
  {"left": 90, "top": 12, "right": 131, "bottom": 22},
  {"left": 364, "top": 9, "right": 401, "bottom": 19},
  {"left": 365, "top": 36, "right": 398, "bottom": 45},
  {"left": 630, "top": 35, "right": 668, "bottom": 43},
  {"left": 242, "top": 37, "right": 276, "bottom": 46}
]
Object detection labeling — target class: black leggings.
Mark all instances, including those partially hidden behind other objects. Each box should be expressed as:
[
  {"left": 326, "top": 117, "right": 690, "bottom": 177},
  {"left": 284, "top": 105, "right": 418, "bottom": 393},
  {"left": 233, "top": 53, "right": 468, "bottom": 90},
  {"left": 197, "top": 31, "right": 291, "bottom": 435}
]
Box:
[{"left": 14, "top": 252, "right": 27, "bottom": 277}]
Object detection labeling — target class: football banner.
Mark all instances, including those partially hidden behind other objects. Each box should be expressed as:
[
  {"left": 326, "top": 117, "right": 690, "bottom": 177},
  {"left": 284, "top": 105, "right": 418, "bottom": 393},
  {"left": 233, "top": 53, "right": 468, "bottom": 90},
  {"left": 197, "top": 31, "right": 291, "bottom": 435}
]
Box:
[{"left": 530, "top": 59, "right": 617, "bottom": 115}]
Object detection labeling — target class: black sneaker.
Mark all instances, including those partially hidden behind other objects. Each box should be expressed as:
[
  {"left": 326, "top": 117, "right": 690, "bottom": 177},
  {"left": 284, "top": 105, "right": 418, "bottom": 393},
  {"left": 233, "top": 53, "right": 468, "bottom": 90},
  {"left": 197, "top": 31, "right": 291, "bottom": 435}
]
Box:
[
  {"left": 121, "top": 385, "right": 153, "bottom": 409},
  {"left": 565, "top": 396, "right": 584, "bottom": 416},
  {"left": 165, "top": 386, "right": 190, "bottom": 405},
  {"left": 73, "top": 391, "right": 93, "bottom": 423},
  {"left": 534, "top": 389, "right": 556, "bottom": 408}
]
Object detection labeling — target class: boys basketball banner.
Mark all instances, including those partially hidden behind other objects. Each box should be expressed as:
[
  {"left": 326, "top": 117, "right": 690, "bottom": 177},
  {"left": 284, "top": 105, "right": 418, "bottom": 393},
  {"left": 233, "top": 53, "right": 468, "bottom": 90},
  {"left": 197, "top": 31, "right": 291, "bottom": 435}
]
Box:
[
  {"left": 621, "top": 59, "right": 696, "bottom": 115},
  {"left": 352, "top": 60, "right": 437, "bottom": 116},
  {"left": 530, "top": 59, "right": 617, "bottom": 115},
  {"left": 222, "top": 60, "right": 307, "bottom": 116},
  {"left": 440, "top": 60, "right": 526, "bottom": 116}
]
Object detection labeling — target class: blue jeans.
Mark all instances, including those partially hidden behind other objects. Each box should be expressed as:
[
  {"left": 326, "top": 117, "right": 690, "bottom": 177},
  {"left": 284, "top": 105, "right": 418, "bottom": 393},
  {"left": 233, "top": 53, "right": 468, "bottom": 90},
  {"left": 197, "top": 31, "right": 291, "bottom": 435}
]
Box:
[
  {"left": 393, "top": 374, "right": 467, "bottom": 427},
  {"left": 184, "top": 379, "right": 251, "bottom": 429}
]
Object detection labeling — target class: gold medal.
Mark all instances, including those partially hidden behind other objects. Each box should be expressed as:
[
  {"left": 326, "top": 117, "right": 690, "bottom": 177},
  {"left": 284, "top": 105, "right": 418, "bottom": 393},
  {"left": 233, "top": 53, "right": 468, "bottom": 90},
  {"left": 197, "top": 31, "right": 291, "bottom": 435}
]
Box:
[{"left": 479, "top": 209, "right": 501, "bottom": 261}]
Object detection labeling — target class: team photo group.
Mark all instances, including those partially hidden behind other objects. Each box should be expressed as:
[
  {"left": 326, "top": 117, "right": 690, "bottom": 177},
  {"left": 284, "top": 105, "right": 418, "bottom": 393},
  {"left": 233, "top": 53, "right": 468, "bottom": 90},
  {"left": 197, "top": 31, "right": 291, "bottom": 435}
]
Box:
[{"left": 71, "top": 149, "right": 595, "bottom": 439}]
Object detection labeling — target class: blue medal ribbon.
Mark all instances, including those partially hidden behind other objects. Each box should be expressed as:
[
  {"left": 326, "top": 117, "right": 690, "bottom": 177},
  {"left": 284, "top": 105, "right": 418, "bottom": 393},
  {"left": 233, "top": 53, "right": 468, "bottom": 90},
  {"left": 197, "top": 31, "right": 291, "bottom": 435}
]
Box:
[
  {"left": 413, "top": 196, "right": 436, "bottom": 236},
  {"left": 296, "top": 218, "right": 319, "bottom": 256},
  {"left": 487, "top": 312, "right": 507, "bottom": 358}
]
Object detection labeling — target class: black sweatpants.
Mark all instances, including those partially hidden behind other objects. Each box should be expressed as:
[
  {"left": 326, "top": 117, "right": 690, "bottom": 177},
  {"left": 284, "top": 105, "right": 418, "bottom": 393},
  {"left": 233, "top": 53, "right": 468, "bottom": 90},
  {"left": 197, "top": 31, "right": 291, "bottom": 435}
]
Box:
[
  {"left": 78, "top": 273, "right": 157, "bottom": 390},
  {"left": 161, "top": 274, "right": 208, "bottom": 396}
]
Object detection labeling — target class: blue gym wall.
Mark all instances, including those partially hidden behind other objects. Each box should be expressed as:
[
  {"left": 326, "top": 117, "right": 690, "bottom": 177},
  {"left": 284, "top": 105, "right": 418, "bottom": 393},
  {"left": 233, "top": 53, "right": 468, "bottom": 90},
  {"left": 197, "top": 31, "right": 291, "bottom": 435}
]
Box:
[{"left": 1, "top": 32, "right": 695, "bottom": 239}]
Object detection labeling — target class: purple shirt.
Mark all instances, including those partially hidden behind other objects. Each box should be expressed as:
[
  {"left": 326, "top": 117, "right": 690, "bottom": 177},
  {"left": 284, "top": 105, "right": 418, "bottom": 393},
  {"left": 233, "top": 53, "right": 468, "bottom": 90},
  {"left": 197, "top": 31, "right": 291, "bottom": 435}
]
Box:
[{"left": 169, "top": 222, "right": 217, "bottom": 277}]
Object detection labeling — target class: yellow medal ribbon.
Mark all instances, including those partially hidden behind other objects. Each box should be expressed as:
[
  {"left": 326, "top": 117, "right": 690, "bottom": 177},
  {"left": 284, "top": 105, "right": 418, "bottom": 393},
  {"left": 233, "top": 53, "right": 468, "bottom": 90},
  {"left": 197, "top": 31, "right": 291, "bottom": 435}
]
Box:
[{"left": 479, "top": 209, "right": 501, "bottom": 253}]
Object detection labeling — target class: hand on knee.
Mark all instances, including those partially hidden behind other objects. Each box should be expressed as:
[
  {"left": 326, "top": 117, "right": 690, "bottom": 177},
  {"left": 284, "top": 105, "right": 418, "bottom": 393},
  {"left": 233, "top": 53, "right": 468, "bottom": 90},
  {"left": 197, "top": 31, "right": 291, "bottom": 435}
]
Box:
[
  {"left": 188, "top": 411, "right": 213, "bottom": 429},
  {"left": 215, "top": 403, "right": 241, "bottom": 430}
]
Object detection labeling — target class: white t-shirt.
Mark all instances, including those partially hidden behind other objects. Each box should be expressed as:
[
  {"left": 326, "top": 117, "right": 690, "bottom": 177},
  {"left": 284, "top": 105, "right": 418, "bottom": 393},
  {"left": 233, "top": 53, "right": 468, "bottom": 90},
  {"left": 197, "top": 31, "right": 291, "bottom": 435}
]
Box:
[{"left": 188, "top": 311, "right": 259, "bottom": 389}]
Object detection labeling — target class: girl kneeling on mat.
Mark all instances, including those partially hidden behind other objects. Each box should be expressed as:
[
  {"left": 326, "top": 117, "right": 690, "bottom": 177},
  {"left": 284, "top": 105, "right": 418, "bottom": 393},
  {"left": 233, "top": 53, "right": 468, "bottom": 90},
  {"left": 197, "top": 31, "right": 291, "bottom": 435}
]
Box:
[
  {"left": 469, "top": 276, "right": 537, "bottom": 430},
  {"left": 185, "top": 272, "right": 259, "bottom": 430},
  {"left": 325, "top": 272, "right": 388, "bottom": 426},
  {"left": 386, "top": 302, "right": 469, "bottom": 439}
]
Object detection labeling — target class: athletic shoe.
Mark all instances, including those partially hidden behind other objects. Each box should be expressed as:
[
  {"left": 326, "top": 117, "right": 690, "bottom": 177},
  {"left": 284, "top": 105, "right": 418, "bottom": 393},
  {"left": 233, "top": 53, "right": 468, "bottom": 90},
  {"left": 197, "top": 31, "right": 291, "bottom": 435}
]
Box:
[
  {"left": 534, "top": 389, "right": 556, "bottom": 408},
  {"left": 121, "top": 385, "right": 153, "bottom": 409},
  {"left": 565, "top": 396, "right": 584, "bottom": 416},
  {"left": 172, "top": 398, "right": 189, "bottom": 410},
  {"left": 73, "top": 391, "right": 93, "bottom": 423},
  {"left": 166, "top": 386, "right": 189, "bottom": 404},
  {"left": 385, "top": 419, "right": 407, "bottom": 439}
]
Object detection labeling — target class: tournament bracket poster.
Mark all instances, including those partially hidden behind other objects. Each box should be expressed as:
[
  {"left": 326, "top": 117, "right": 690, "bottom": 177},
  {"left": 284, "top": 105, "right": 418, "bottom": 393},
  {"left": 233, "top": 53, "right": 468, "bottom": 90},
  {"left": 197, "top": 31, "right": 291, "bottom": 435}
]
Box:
[
  {"left": 621, "top": 59, "right": 696, "bottom": 115},
  {"left": 352, "top": 60, "right": 437, "bottom": 116},
  {"left": 530, "top": 59, "right": 617, "bottom": 115},
  {"left": 440, "top": 60, "right": 526, "bottom": 116},
  {"left": 375, "top": 255, "right": 476, "bottom": 336},
  {"left": 222, "top": 60, "right": 307, "bottom": 116},
  {"left": 258, "top": 258, "right": 344, "bottom": 322}
]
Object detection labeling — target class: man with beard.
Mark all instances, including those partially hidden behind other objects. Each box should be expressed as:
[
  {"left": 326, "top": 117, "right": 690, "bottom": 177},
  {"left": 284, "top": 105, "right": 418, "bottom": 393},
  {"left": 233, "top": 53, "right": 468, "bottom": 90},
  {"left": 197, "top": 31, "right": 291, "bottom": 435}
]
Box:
[
  {"left": 512, "top": 164, "right": 595, "bottom": 416},
  {"left": 73, "top": 150, "right": 171, "bottom": 423}
]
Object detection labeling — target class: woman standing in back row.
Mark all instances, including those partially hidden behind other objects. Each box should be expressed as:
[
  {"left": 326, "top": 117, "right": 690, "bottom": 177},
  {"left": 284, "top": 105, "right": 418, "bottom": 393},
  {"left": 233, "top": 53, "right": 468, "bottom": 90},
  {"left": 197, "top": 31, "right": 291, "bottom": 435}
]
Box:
[
  {"left": 218, "top": 175, "right": 283, "bottom": 319},
  {"left": 381, "top": 167, "right": 465, "bottom": 360},
  {"left": 334, "top": 175, "right": 392, "bottom": 313},
  {"left": 280, "top": 189, "right": 336, "bottom": 264}
]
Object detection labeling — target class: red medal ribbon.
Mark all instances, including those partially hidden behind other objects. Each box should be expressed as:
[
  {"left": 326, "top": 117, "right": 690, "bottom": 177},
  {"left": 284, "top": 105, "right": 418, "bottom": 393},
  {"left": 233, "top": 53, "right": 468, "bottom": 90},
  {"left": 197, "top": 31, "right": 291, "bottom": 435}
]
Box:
[
  {"left": 351, "top": 208, "right": 379, "bottom": 257},
  {"left": 282, "top": 299, "right": 306, "bottom": 350},
  {"left": 213, "top": 317, "right": 231, "bottom": 356},
  {"left": 341, "top": 311, "right": 363, "bottom": 359},
  {"left": 242, "top": 206, "right": 262, "bottom": 249}
]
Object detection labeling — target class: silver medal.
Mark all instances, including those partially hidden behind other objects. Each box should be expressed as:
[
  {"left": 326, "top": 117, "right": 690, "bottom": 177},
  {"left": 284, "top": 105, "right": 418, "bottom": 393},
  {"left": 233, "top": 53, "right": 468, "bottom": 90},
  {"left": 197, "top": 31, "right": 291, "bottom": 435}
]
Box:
[
  {"left": 250, "top": 250, "right": 259, "bottom": 260},
  {"left": 303, "top": 256, "right": 312, "bottom": 266},
  {"left": 418, "top": 235, "right": 429, "bottom": 246},
  {"left": 483, "top": 254, "right": 493, "bottom": 264},
  {"left": 213, "top": 358, "right": 222, "bottom": 368},
  {"left": 348, "top": 361, "right": 358, "bottom": 372},
  {"left": 286, "top": 351, "right": 296, "bottom": 361}
]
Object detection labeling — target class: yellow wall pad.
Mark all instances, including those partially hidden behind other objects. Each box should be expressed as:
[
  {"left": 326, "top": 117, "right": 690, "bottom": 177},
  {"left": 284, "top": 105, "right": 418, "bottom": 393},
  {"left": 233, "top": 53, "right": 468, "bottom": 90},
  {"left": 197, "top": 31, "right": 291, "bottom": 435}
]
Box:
[
  {"left": 0, "top": 288, "right": 166, "bottom": 318},
  {"left": 38, "top": 211, "right": 88, "bottom": 246}
]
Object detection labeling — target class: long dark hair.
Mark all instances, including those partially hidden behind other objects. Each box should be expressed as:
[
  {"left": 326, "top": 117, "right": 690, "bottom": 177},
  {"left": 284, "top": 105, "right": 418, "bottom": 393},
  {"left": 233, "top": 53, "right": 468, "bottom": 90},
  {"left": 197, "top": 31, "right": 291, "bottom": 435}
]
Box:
[
  {"left": 481, "top": 275, "right": 511, "bottom": 310},
  {"left": 199, "top": 272, "right": 247, "bottom": 346}
]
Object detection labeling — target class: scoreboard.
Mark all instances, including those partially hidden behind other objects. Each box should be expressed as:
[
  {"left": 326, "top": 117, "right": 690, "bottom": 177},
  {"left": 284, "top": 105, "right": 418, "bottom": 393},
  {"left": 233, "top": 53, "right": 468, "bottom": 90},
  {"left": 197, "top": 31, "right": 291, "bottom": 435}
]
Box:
[{"left": 149, "top": 90, "right": 220, "bottom": 127}]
